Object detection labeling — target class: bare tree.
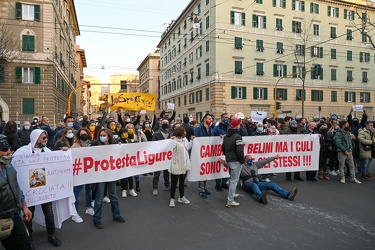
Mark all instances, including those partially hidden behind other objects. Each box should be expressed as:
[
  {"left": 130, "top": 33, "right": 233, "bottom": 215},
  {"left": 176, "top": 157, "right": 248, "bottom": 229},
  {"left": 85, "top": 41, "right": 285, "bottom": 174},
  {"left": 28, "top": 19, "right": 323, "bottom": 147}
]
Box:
[
  {"left": 354, "top": 4, "right": 375, "bottom": 50},
  {"left": 0, "top": 22, "right": 20, "bottom": 63}
]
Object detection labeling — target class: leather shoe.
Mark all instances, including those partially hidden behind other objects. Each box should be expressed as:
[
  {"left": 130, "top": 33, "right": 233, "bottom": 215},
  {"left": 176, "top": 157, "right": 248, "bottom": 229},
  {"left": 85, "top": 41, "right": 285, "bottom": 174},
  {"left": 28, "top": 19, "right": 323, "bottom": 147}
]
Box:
[
  {"left": 287, "top": 187, "right": 298, "bottom": 201},
  {"left": 294, "top": 177, "right": 304, "bottom": 181},
  {"left": 113, "top": 216, "right": 126, "bottom": 223},
  {"left": 48, "top": 235, "right": 61, "bottom": 247},
  {"left": 94, "top": 222, "right": 104, "bottom": 229}
]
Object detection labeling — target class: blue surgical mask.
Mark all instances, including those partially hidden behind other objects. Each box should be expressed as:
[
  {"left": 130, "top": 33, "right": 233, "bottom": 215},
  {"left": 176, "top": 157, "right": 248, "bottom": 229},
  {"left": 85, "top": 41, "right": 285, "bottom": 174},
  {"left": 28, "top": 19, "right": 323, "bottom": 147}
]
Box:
[
  {"left": 223, "top": 119, "right": 229, "bottom": 124},
  {"left": 66, "top": 134, "right": 74, "bottom": 139},
  {"left": 246, "top": 160, "right": 253, "bottom": 165},
  {"left": 145, "top": 124, "right": 150, "bottom": 128},
  {"left": 100, "top": 136, "right": 107, "bottom": 143},
  {"left": 24, "top": 126, "right": 30, "bottom": 130},
  {"left": 257, "top": 127, "right": 264, "bottom": 132},
  {"left": 67, "top": 122, "right": 74, "bottom": 128}
]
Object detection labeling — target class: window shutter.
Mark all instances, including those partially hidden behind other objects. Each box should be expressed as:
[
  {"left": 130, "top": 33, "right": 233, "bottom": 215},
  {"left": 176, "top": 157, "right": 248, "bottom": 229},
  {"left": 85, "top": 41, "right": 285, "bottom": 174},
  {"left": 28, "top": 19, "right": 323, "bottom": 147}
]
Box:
[
  {"left": 231, "top": 86, "right": 236, "bottom": 99},
  {"left": 301, "top": 1, "right": 305, "bottom": 11},
  {"left": 352, "top": 11, "right": 355, "bottom": 20},
  {"left": 317, "top": 4, "right": 319, "bottom": 14},
  {"left": 242, "top": 87, "right": 247, "bottom": 99},
  {"left": 311, "top": 90, "right": 316, "bottom": 101},
  {"left": 292, "top": 66, "right": 297, "bottom": 78},
  {"left": 328, "top": 6, "right": 331, "bottom": 16},
  {"left": 263, "top": 88, "right": 268, "bottom": 100},
  {"left": 292, "top": 0, "right": 296, "bottom": 10},
  {"left": 253, "top": 87, "right": 258, "bottom": 99},
  {"left": 282, "top": 0, "right": 286, "bottom": 8},
  {"left": 344, "top": 92, "right": 348, "bottom": 102},
  {"left": 206, "top": 88, "right": 209, "bottom": 101},
  {"left": 283, "top": 65, "right": 287, "bottom": 76},
  {"left": 292, "top": 21, "right": 296, "bottom": 32},
  {"left": 242, "top": 13, "right": 246, "bottom": 26},
  {"left": 320, "top": 68, "right": 323, "bottom": 80},
  {"left": 360, "top": 52, "right": 363, "bottom": 62},
  {"left": 34, "top": 67, "right": 40, "bottom": 84},
  {"left": 344, "top": 9, "right": 347, "bottom": 19},
  {"left": 196, "top": 92, "right": 199, "bottom": 102},
  {"left": 331, "top": 91, "right": 337, "bottom": 102},
  {"left": 16, "top": 2, "right": 22, "bottom": 19},
  {"left": 230, "top": 11, "right": 235, "bottom": 24},
  {"left": 16, "top": 66, "right": 22, "bottom": 83},
  {"left": 310, "top": 3, "right": 313, "bottom": 13},
  {"left": 252, "top": 14, "right": 257, "bottom": 27},
  {"left": 0, "top": 65, "right": 4, "bottom": 83},
  {"left": 335, "top": 8, "right": 339, "bottom": 18},
  {"left": 200, "top": 90, "right": 203, "bottom": 102},
  {"left": 263, "top": 16, "right": 266, "bottom": 28},
  {"left": 283, "top": 89, "right": 288, "bottom": 100},
  {"left": 320, "top": 90, "right": 324, "bottom": 101},
  {"left": 30, "top": 36, "right": 35, "bottom": 51},
  {"left": 34, "top": 5, "right": 40, "bottom": 21},
  {"left": 22, "top": 35, "right": 28, "bottom": 51},
  {"left": 272, "top": 0, "right": 276, "bottom": 7},
  {"left": 273, "top": 64, "right": 278, "bottom": 76},
  {"left": 319, "top": 47, "right": 323, "bottom": 58}
]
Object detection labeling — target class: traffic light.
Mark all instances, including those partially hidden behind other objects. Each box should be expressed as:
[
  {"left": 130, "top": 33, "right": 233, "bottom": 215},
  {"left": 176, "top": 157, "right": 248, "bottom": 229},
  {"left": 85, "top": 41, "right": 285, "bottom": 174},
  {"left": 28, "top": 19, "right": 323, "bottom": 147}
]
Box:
[
  {"left": 314, "top": 65, "right": 322, "bottom": 77},
  {"left": 276, "top": 102, "right": 281, "bottom": 110}
]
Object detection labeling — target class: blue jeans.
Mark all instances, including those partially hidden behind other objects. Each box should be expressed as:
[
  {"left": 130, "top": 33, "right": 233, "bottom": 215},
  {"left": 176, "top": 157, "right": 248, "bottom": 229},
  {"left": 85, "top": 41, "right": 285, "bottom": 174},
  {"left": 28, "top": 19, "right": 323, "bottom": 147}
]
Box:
[
  {"left": 227, "top": 161, "right": 242, "bottom": 203},
  {"left": 74, "top": 184, "right": 92, "bottom": 212},
  {"left": 93, "top": 181, "right": 121, "bottom": 224},
  {"left": 362, "top": 158, "right": 372, "bottom": 175},
  {"left": 244, "top": 181, "right": 289, "bottom": 200}
]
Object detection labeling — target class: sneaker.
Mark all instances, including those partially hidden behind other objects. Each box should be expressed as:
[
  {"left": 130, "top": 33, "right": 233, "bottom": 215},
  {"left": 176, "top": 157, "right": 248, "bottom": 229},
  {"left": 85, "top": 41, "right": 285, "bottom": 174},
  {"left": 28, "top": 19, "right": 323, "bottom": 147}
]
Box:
[
  {"left": 335, "top": 170, "right": 340, "bottom": 175},
  {"left": 129, "top": 189, "right": 138, "bottom": 197},
  {"left": 152, "top": 189, "right": 158, "bottom": 196},
  {"left": 85, "top": 207, "right": 94, "bottom": 216},
  {"left": 264, "top": 178, "right": 271, "bottom": 183},
  {"left": 234, "top": 193, "right": 239, "bottom": 198},
  {"left": 329, "top": 170, "right": 338, "bottom": 176},
  {"left": 340, "top": 177, "right": 346, "bottom": 184},
  {"left": 204, "top": 189, "right": 211, "bottom": 195},
  {"left": 165, "top": 186, "right": 171, "bottom": 191},
  {"left": 103, "top": 196, "right": 110, "bottom": 203},
  {"left": 121, "top": 190, "right": 127, "bottom": 198},
  {"left": 72, "top": 215, "right": 83, "bottom": 223},
  {"left": 169, "top": 198, "right": 175, "bottom": 208},
  {"left": 350, "top": 178, "right": 361, "bottom": 184},
  {"left": 91, "top": 200, "right": 95, "bottom": 208},
  {"left": 260, "top": 190, "right": 268, "bottom": 205},
  {"left": 113, "top": 216, "right": 126, "bottom": 223},
  {"left": 178, "top": 196, "right": 190, "bottom": 204},
  {"left": 199, "top": 192, "right": 207, "bottom": 199},
  {"left": 287, "top": 187, "right": 298, "bottom": 201},
  {"left": 226, "top": 200, "right": 240, "bottom": 207}
]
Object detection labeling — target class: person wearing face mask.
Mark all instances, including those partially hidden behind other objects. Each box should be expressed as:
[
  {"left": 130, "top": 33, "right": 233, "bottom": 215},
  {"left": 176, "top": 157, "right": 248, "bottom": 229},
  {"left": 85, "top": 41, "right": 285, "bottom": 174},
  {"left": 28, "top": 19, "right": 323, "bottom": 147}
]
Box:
[
  {"left": 142, "top": 121, "right": 154, "bottom": 142},
  {"left": 251, "top": 123, "right": 268, "bottom": 136},
  {"left": 40, "top": 116, "right": 56, "bottom": 149},
  {"left": 239, "top": 154, "right": 297, "bottom": 205},
  {"left": 335, "top": 121, "right": 361, "bottom": 184},
  {"left": 358, "top": 121, "right": 375, "bottom": 180},
  {"left": 0, "top": 136, "right": 34, "bottom": 250},
  {"left": 194, "top": 113, "right": 214, "bottom": 199},
  {"left": 53, "top": 116, "right": 76, "bottom": 146},
  {"left": 151, "top": 119, "right": 172, "bottom": 196},
  {"left": 88, "top": 121, "right": 97, "bottom": 140},
  {"left": 90, "top": 129, "right": 126, "bottom": 229},
  {"left": 297, "top": 118, "right": 307, "bottom": 134},
  {"left": 327, "top": 124, "right": 340, "bottom": 176},
  {"left": 17, "top": 121, "right": 32, "bottom": 146},
  {"left": 318, "top": 124, "right": 330, "bottom": 180},
  {"left": 117, "top": 108, "right": 141, "bottom": 128}
]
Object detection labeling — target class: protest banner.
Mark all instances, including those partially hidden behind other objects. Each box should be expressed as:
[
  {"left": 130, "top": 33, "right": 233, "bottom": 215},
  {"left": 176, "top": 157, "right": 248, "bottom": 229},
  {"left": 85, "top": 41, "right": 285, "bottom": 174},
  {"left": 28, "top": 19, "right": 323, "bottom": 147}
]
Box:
[
  {"left": 108, "top": 92, "right": 156, "bottom": 111},
  {"left": 243, "top": 134, "right": 320, "bottom": 174},
  {"left": 71, "top": 139, "right": 174, "bottom": 186},
  {"left": 187, "top": 137, "right": 229, "bottom": 182},
  {"left": 12, "top": 151, "right": 74, "bottom": 207}
]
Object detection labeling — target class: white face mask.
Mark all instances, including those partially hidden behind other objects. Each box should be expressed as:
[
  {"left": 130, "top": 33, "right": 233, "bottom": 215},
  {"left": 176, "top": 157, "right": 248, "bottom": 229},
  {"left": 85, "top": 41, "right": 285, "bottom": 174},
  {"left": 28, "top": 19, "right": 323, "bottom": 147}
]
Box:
[
  {"left": 24, "top": 126, "right": 30, "bottom": 130},
  {"left": 66, "top": 133, "right": 74, "bottom": 139},
  {"left": 126, "top": 119, "right": 131, "bottom": 123}
]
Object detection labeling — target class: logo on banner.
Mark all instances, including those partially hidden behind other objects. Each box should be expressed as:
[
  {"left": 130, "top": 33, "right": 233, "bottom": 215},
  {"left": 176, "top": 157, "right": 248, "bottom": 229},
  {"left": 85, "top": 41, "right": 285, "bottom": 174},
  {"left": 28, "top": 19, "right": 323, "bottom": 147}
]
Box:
[{"left": 29, "top": 168, "right": 46, "bottom": 187}]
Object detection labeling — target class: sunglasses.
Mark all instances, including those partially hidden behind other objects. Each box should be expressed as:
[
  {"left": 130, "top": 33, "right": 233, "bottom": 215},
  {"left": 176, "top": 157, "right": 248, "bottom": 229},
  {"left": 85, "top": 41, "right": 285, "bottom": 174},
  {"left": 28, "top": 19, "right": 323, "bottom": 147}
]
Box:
[
  {"left": 0, "top": 148, "right": 10, "bottom": 152},
  {"left": 42, "top": 137, "right": 48, "bottom": 140}
]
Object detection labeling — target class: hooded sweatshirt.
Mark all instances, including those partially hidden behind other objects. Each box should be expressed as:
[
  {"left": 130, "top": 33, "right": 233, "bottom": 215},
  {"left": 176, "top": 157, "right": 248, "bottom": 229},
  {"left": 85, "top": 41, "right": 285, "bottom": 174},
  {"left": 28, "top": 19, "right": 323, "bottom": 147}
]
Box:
[{"left": 13, "top": 129, "right": 51, "bottom": 156}]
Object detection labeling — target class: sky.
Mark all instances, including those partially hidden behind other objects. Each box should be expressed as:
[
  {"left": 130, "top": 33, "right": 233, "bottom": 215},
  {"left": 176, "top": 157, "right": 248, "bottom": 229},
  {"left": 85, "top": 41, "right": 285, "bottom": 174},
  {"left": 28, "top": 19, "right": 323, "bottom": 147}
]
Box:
[{"left": 75, "top": 0, "right": 191, "bottom": 83}]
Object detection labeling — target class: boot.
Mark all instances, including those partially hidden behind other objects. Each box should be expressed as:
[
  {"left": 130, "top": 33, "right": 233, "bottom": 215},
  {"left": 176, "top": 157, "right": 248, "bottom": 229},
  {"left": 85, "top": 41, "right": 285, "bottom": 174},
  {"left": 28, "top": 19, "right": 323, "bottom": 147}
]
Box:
[
  {"left": 135, "top": 182, "right": 140, "bottom": 192},
  {"left": 318, "top": 172, "right": 324, "bottom": 180},
  {"left": 366, "top": 173, "right": 374, "bottom": 180},
  {"left": 362, "top": 174, "right": 369, "bottom": 180},
  {"left": 323, "top": 172, "right": 330, "bottom": 180}
]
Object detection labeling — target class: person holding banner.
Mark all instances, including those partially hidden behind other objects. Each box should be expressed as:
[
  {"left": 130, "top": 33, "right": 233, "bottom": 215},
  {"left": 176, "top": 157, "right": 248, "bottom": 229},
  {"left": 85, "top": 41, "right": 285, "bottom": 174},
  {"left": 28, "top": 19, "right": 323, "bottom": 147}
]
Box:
[
  {"left": 0, "top": 136, "right": 33, "bottom": 250},
  {"left": 222, "top": 119, "right": 245, "bottom": 207},
  {"left": 240, "top": 154, "right": 298, "bottom": 205},
  {"left": 92, "top": 128, "right": 126, "bottom": 229}
]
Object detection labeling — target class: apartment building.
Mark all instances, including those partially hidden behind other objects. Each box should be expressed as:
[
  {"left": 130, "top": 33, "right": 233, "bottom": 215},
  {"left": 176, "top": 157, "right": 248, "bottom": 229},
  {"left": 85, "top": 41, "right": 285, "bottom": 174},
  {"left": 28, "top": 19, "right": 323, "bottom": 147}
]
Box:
[
  {"left": 109, "top": 74, "right": 139, "bottom": 93},
  {"left": 0, "top": 0, "right": 82, "bottom": 123},
  {"left": 157, "top": 0, "right": 375, "bottom": 121}
]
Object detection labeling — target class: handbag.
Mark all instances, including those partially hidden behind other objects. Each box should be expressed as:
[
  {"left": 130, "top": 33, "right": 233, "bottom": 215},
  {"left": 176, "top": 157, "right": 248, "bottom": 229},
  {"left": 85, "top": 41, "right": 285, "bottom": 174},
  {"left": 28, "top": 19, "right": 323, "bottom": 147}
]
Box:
[
  {"left": 0, "top": 218, "right": 14, "bottom": 240},
  {"left": 363, "top": 144, "right": 372, "bottom": 151}
]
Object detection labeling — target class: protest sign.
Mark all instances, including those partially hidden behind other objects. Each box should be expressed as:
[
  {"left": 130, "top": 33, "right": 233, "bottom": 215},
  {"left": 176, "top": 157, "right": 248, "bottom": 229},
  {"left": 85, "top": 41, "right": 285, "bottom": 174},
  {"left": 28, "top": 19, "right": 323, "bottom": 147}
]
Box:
[
  {"left": 71, "top": 140, "right": 174, "bottom": 186},
  {"left": 12, "top": 151, "right": 74, "bottom": 207},
  {"left": 109, "top": 92, "right": 156, "bottom": 111},
  {"left": 187, "top": 137, "right": 229, "bottom": 181},
  {"left": 251, "top": 111, "right": 267, "bottom": 123},
  {"left": 352, "top": 105, "right": 363, "bottom": 112},
  {"left": 166, "top": 103, "right": 175, "bottom": 110}
]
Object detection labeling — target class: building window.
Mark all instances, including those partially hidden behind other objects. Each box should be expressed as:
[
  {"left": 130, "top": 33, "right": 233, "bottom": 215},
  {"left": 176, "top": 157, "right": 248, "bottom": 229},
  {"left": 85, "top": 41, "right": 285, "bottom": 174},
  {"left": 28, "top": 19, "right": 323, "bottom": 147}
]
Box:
[
  {"left": 189, "top": 93, "right": 195, "bottom": 104},
  {"left": 206, "top": 88, "right": 209, "bottom": 101},
  {"left": 256, "top": 63, "right": 264, "bottom": 76},
  {"left": 362, "top": 72, "right": 369, "bottom": 83},
  {"left": 330, "top": 27, "right": 337, "bottom": 38},
  {"left": 22, "top": 98, "right": 35, "bottom": 115},
  {"left": 330, "top": 69, "right": 337, "bottom": 81},
  {"left": 253, "top": 87, "right": 268, "bottom": 100},
  {"left": 16, "top": 67, "right": 40, "bottom": 84},
  {"left": 362, "top": 32, "right": 368, "bottom": 43},
  {"left": 331, "top": 91, "right": 337, "bottom": 102},
  {"left": 311, "top": 46, "right": 323, "bottom": 58},
  {"left": 295, "top": 44, "right": 305, "bottom": 56},
  {"left": 360, "top": 52, "right": 370, "bottom": 63},
  {"left": 273, "top": 0, "right": 286, "bottom": 8},
  {"left": 273, "top": 64, "right": 287, "bottom": 77},
  {"left": 275, "top": 18, "right": 283, "bottom": 31},
  {"left": 206, "top": 0, "right": 209, "bottom": 5},
  {"left": 206, "top": 16, "right": 210, "bottom": 29},
  {"left": 230, "top": 11, "right": 246, "bottom": 26},
  {"left": 231, "top": 86, "right": 247, "bottom": 99},
  {"left": 292, "top": 21, "right": 302, "bottom": 33},
  {"left": 347, "top": 29, "right": 353, "bottom": 40},
  {"left": 275, "top": 88, "right": 287, "bottom": 100},
  {"left": 344, "top": 9, "right": 355, "bottom": 20},
  {"left": 252, "top": 15, "right": 266, "bottom": 29},
  {"left": 310, "top": 3, "right": 319, "bottom": 14},
  {"left": 206, "top": 40, "right": 210, "bottom": 52},
  {"left": 313, "top": 24, "right": 319, "bottom": 36},
  {"left": 331, "top": 49, "right": 336, "bottom": 59},
  {"left": 184, "top": 95, "right": 187, "bottom": 105},
  {"left": 292, "top": 66, "right": 305, "bottom": 78},
  {"left": 205, "top": 63, "right": 209, "bottom": 76},
  {"left": 189, "top": 71, "right": 194, "bottom": 83},
  {"left": 0, "top": 65, "right": 4, "bottom": 83},
  {"left": 311, "top": 65, "right": 323, "bottom": 80},
  {"left": 360, "top": 92, "right": 370, "bottom": 103},
  {"left": 256, "top": 40, "right": 264, "bottom": 51},
  {"left": 256, "top": 0, "right": 263, "bottom": 3},
  {"left": 347, "top": 50, "right": 352, "bottom": 61},
  {"left": 296, "top": 89, "right": 306, "bottom": 101},
  {"left": 347, "top": 70, "right": 353, "bottom": 82},
  {"left": 328, "top": 6, "right": 339, "bottom": 18},
  {"left": 234, "top": 37, "right": 243, "bottom": 49},
  {"left": 292, "top": 0, "right": 305, "bottom": 12},
  {"left": 16, "top": 3, "right": 40, "bottom": 21},
  {"left": 234, "top": 61, "right": 243, "bottom": 74},
  {"left": 197, "top": 67, "right": 201, "bottom": 80},
  {"left": 196, "top": 90, "right": 202, "bottom": 103},
  {"left": 196, "top": 45, "right": 202, "bottom": 59},
  {"left": 276, "top": 42, "right": 284, "bottom": 54},
  {"left": 311, "top": 90, "right": 324, "bottom": 101},
  {"left": 345, "top": 92, "right": 355, "bottom": 102},
  {"left": 22, "top": 35, "right": 35, "bottom": 51}
]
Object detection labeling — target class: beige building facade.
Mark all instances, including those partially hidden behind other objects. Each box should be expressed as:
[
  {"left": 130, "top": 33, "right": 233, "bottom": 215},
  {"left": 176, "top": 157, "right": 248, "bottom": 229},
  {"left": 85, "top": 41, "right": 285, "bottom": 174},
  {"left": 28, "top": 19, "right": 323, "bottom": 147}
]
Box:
[
  {"left": 75, "top": 45, "right": 88, "bottom": 116},
  {"left": 109, "top": 74, "right": 139, "bottom": 94},
  {"left": 157, "top": 0, "right": 375, "bottom": 121},
  {"left": 0, "top": 0, "right": 81, "bottom": 124}
]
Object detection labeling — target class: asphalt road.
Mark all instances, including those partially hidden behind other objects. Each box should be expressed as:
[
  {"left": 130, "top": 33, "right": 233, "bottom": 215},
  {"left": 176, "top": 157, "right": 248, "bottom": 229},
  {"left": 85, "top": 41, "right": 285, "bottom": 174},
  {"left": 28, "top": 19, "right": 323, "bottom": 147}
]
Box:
[{"left": 2, "top": 167, "right": 375, "bottom": 250}]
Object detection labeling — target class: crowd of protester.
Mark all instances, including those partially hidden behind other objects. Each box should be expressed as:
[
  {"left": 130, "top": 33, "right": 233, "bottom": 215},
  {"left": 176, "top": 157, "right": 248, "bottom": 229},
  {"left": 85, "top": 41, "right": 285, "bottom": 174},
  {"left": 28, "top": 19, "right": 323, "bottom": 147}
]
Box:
[{"left": 0, "top": 105, "right": 373, "bottom": 249}]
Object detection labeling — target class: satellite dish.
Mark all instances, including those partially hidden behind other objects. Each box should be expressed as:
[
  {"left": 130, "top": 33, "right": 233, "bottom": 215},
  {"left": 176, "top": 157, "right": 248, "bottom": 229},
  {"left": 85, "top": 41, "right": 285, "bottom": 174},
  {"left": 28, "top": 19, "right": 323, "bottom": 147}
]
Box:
[{"left": 193, "top": 23, "right": 200, "bottom": 29}]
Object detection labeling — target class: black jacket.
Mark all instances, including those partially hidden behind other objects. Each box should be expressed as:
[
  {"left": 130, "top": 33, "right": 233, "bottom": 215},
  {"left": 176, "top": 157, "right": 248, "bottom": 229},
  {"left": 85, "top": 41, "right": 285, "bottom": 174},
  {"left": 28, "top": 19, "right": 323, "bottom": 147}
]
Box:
[
  {"left": 0, "top": 164, "right": 22, "bottom": 218},
  {"left": 222, "top": 129, "right": 245, "bottom": 163},
  {"left": 152, "top": 129, "right": 172, "bottom": 141},
  {"left": 181, "top": 123, "right": 194, "bottom": 141}
]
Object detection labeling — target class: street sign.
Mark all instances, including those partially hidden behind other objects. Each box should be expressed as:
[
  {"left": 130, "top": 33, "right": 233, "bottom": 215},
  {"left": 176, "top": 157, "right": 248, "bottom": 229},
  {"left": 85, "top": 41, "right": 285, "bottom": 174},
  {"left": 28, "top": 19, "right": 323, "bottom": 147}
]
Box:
[{"left": 282, "top": 110, "right": 292, "bottom": 114}]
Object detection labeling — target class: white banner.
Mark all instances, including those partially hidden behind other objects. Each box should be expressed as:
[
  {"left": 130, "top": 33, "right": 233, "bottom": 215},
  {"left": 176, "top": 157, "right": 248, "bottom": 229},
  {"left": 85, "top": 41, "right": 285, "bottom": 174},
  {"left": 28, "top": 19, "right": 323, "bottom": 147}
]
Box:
[
  {"left": 251, "top": 111, "right": 267, "bottom": 123},
  {"left": 243, "top": 134, "right": 320, "bottom": 174},
  {"left": 71, "top": 140, "right": 174, "bottom": 186},
  {"left": 352, "top": 105, "right": 363, "bottom": 112},
  {"left": 187, "top": 137, "right": 230, "bottom": 181},
  {"left": 12, "top": 151, "right": 74, "bottom": 207}
]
